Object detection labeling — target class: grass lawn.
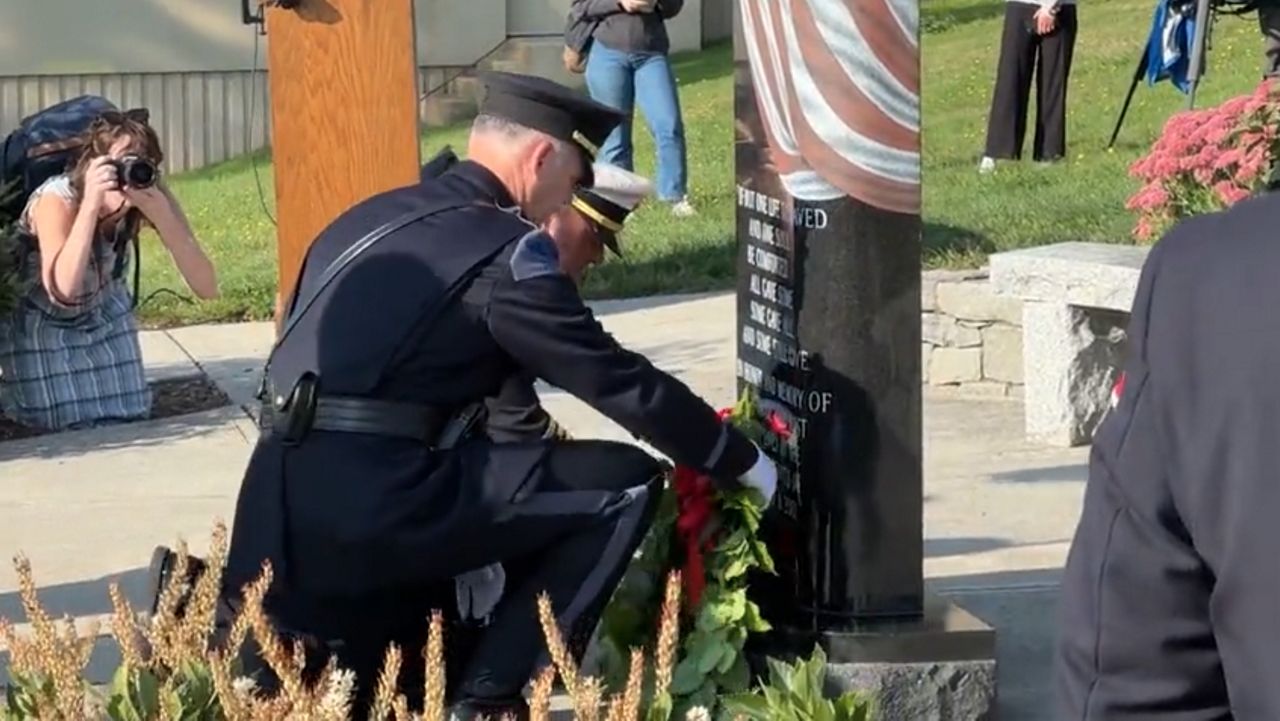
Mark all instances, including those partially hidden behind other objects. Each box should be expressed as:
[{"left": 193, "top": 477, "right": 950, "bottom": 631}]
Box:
[
  {"left": 137, "top": 44, "right": 737, "bottom": 328},
  {"left": 923, "top": 0, "right": 1268, "bottom": 266},
  {"left": 138, "top": 4, "right": 1270, "bottom": 327}
]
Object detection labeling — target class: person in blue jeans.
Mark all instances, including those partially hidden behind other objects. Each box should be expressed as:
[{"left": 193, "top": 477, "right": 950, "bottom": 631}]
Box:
[{"left": 577, "top": 0, "right": 696, "bottom": 217}]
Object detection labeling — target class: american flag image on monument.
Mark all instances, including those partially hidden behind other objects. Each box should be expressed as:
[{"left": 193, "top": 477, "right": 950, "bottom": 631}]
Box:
[{"left": 737, "top": 0, "right": 920, "bottom": 216}]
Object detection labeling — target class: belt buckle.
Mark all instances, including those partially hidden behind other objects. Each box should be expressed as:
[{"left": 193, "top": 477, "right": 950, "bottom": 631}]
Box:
[{"left": 279, "top": 372, "right": 319, "bottom": 447}]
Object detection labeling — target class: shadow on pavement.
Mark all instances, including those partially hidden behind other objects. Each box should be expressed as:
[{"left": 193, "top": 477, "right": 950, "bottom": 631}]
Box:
[
  {"left": 990, "top": 463, "right": 1088, "bottom": 485},
  {"left": 0, "top": 566, "right": 153, "bottom": 625},
  {"left": 932, "top": 567, "right": 1062, "bottom": 721}
]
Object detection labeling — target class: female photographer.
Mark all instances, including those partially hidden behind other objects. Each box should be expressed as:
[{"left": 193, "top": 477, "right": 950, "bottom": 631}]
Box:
[{"left": 0, "top": 109, "right": 218, "bottom": 431}]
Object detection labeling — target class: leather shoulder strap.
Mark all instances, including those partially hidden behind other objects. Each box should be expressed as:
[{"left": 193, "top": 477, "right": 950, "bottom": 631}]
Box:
[{"left": 257, "top": 198, "right": 471, "bottom": 402}]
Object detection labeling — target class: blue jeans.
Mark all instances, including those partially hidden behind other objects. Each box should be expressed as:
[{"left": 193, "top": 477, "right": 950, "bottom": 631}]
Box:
[{"left": 584, "top": 42, "right": 688, "bottom": 201}]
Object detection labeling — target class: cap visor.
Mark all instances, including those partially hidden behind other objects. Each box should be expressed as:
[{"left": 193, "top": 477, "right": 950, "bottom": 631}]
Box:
[{"left": 600, "top": 229, "right": 622, "bottom": 257}]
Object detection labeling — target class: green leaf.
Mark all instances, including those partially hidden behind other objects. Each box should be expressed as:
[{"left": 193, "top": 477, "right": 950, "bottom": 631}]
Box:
[
  {"left": 715, "top": 644, "right": 738, "bottom": 674},
  {"left": 766, "top": 656, "right": 794, "bottom": 691},
  {"left": 646, "top": 691, "right": 673, "bottom": 721},
  {"left": 743, "top": 599, "right": 772, "bottom": 633},
  {"left": 834, "top": 692, "right": 875, "bottom": 721},
  {"left": 686, "top": 628, "right": 728, "bottom": 675},
  {"left": 721, "top": 693, "right": 771, "bottom": 720},
  {"left": 722, "top": 556, "right": 750, "bottom": 580},
  {"left": 708, "top": 590, "right": 747, "bottom": 625},
  {"left": 105, "top": 664, "right": 145, "bottom": 721},
  {"left": 719, "top": 652, "right": 752, "bottom": 693},
  {"left": 670, "top": 656, "right": 706, "bottom": 695}
]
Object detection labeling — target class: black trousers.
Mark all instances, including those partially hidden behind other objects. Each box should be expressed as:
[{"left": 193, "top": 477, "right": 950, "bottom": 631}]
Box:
[
  {"left": 226, "top": 439, "right": 664, "bottom": 716},
  {"left": 984, "top": 2, "right": 1077, "bottom": 162},
  {"left": 1261, "top": 2, "right": 1280, "bottom": 78}
]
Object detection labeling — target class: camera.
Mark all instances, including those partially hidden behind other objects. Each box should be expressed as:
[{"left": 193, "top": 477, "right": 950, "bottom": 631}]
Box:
[{"left": 112, "top": 155, "right": 158, "bottom": 190}]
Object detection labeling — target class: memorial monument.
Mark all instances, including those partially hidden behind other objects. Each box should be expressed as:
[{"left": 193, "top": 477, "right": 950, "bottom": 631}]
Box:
[{"left": 733, "top": 0, "right": 998, "bottom": 716}]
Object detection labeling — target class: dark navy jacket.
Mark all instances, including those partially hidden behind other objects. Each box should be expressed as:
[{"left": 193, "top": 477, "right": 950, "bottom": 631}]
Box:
[{"left": 1056, "top": 191, "right": 1280, "bottom": 719}]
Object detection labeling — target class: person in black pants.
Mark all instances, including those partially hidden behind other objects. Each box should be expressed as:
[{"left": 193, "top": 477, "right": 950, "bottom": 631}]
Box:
[
  {"left": 979, "top": 0, "right": 1078, "bottom": 172},
  {"left": 1260, "top": 0, "right": 1280, "bottom": 78}
]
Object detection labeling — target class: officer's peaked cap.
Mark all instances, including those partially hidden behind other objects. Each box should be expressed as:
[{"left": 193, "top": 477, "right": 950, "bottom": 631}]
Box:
[
  {"left": 477, "top": 71, "right": 624, "bottom": 179},
  {"left": 572, "top": 163, "right": 653, "bottom": 257}
]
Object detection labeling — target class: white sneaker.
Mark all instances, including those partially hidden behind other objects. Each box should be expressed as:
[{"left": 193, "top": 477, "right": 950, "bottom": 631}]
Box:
[
  {"left": 671, "top": 198, "right": 697, "bottom": 217},
  {"left": 978, "top": 156, "right": 996, "bottom": 174}
]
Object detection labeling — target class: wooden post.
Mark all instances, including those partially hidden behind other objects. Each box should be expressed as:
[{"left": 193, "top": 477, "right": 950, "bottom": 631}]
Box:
[{"left": 263, "top": 0, "right": 423, "bottom": 323}]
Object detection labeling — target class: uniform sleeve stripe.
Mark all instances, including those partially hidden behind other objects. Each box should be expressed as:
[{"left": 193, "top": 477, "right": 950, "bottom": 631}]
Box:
[{"left": 703, "top": 423, "right": 730, "bottom": 471}]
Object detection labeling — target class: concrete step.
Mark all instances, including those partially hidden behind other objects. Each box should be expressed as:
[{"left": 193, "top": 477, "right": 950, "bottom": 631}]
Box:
[
  {"left": 421, "top": 96, "right": 478, "bottom": 128},
  {"left": 479, "top": 38, "right": 584, "bottom": 91},
  {"left": 418, "top": 65, "right": 475, "bottom": 98}
]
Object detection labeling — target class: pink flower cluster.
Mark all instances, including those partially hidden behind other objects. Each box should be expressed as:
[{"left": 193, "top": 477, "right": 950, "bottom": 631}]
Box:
[{"left": 1127, "top": 79, "right": 1280, "bottom": 241}]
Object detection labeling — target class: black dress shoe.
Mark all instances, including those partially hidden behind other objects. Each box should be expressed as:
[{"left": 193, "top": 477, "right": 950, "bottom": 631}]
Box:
[
  {"left": 145, "top": 545, "right": 208, "bottom": 618},
  {"left": 448, "top": 698, "right": 530, "bottom": 721}
]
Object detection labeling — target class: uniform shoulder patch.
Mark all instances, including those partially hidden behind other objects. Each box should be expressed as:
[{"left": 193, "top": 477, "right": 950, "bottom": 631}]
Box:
[{"left": 510, "top": 230, "right": 563, "bottom": 282}]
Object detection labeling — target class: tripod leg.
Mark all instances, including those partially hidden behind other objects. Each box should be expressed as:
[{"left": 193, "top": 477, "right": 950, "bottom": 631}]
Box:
[
  {"left": 1187, "top": 0, "right": 1213, "bottom": 108},
  {"left": 1109, "top": 50, "right": 1150, "bottom": 149}
]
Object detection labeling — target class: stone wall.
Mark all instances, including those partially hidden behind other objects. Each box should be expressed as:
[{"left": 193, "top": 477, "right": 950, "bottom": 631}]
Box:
[{"left": 921, "top": 269, "right": 1024, "bottom": 397}]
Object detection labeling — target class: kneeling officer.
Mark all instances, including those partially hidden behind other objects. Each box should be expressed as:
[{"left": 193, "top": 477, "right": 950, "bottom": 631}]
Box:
[{"left": 153, "top": 72, "right": 777, "bottom": 719}]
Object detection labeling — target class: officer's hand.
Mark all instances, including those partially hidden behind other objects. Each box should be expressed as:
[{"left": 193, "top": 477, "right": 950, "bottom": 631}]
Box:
[{"left": 738, "top": 443, "right": 777, "bottom": 507}]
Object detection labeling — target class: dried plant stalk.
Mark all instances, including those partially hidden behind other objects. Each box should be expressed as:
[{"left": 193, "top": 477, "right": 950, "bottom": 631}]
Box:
[
  {"left": 209, "top": 648, "right": 252, "bottom": 721},
  {"left": 605, "top": 693, "right": 626, "bottom": 721},
  {"left": 653, "top": 571, "right": 682, "bottom": 699},
  {"left": 108, "top": 581, "right": 145, "bottom": 670},
  {"left": 316, "top": 664, "right": 357, "bottom": 721},
  {"left": 536, "top": 592, "right": 579, "bottom": 696},
  {"left": 370, "top": 642, "right": 403, "bottom": 720},
  {"left": 179, "top": 521, "right": 229, "bottom": 658},
  {"left": 242, "top": 562, "right": 309, "bottom": 705},
  {"left": 146, "top": 540, "right": 190, "bottom": 669},
  {"left": 392, "top": 693, "right": 411, "bottom": 721},
  {"left": 621, "top": 648, "right": 645, "bottom": 721},
  {"left": 11, "top": 554, "right": 93, "bottom": 719},
  {"left": 422, "top": 610, "right": 446, "bottom": 721},
  {"left": 529, "top": 664, "right": 557, "bottom": 721},
  {"left": 574, "top": 676, "right": 603, "bottom": 721}
]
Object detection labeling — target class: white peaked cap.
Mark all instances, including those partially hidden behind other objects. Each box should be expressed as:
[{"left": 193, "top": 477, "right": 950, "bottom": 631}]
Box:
[
  {"left": 572, "top": 163, "right": 654, "bottom": 256},
  {"left": 586, "top": 162, "right": 654, "bottom": 213}
]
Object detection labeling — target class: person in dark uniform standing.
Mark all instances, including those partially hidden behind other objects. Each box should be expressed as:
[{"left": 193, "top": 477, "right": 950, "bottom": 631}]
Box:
[
  {"left": 151, "top": 71, "right": 777, "bottom": 720},
  {"left": 1054, "top": 190, "right": 1280, "bottom": 718}
]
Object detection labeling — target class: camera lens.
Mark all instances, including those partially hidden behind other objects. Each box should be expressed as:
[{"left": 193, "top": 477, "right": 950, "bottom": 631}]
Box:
[{"left": 119, "top": 156, "right": 157, "bottom": 189}]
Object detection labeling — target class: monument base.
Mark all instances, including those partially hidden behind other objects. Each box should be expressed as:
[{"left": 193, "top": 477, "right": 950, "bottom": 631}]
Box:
[{"left": 749, "top": 592, "right": 997, "bottom": 721}]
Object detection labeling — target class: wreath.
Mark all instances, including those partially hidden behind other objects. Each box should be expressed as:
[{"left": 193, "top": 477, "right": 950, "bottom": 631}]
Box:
[{"left": 598, "top": 389, "right": 791, "bottom": 719}]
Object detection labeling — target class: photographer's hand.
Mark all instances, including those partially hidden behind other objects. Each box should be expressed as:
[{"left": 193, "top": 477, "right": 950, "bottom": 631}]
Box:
[
  {"left": 123, "top": 184, "right": 170, "bottom": 223},
  {"left": 131, "top": 184, "right": 220, "bottom": 300}
]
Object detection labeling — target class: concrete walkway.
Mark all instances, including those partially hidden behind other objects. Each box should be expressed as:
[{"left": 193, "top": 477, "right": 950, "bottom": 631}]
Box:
[{"left": 0, "top": 291, "right": 1087, "bottom": 720}]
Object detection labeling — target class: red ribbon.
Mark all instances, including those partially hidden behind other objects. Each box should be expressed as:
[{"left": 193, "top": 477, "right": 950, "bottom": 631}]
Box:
[
  {"left": 671, "top": 405, "right": 793, "bottom": 608},
  {"left": 673, "top": 464, "right": 715, "bottom": 607}
]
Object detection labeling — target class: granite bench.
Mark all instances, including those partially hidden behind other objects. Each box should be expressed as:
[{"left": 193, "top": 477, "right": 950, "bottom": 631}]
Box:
[{"left": 989, "top": 242, "right": 1150, "bottom": 447}]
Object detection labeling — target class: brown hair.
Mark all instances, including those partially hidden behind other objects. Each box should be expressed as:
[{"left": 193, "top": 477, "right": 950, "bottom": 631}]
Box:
[{"left": 67, "top": 108, "right": 164, "bottom": 200}]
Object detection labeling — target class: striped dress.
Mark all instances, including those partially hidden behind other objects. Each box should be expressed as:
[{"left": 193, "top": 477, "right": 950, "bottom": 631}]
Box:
[{"left": 0, "top": 175, "right": 150, "bottom": 431}]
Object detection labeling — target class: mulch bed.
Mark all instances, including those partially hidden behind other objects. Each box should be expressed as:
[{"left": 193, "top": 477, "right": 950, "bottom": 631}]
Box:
[{"left": 0, "top": 375, "right": 232, "bottom": 443}]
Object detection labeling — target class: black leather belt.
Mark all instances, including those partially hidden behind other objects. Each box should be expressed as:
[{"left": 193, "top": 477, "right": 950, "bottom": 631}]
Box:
[
  {"left": 265, "top": 372, "right": 483, "bottom": 448},
  {"left": 307, "top": 396, "right": 454, "bottom": 441}
]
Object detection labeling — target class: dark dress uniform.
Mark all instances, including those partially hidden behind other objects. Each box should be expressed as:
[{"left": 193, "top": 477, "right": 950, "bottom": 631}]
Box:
[
  {"left": 1055, "top": 191, "right": 1280, "bottom": 719},
  {"left": 217, "top": 73, "right": 761, "bottom": 716}
]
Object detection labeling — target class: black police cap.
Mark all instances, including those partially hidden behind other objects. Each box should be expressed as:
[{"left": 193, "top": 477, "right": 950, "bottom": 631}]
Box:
[{"left": 477, "top": 71, "right": 625, "bottom": 176}]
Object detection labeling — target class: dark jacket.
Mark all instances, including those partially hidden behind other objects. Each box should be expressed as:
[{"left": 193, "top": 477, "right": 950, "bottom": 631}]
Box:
[
  {"left": 1055, "top": 191, "right": 1280, "bottom": 719},
  {"left": 576, "top": 0, "right": 684, "bottom": 54}
]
